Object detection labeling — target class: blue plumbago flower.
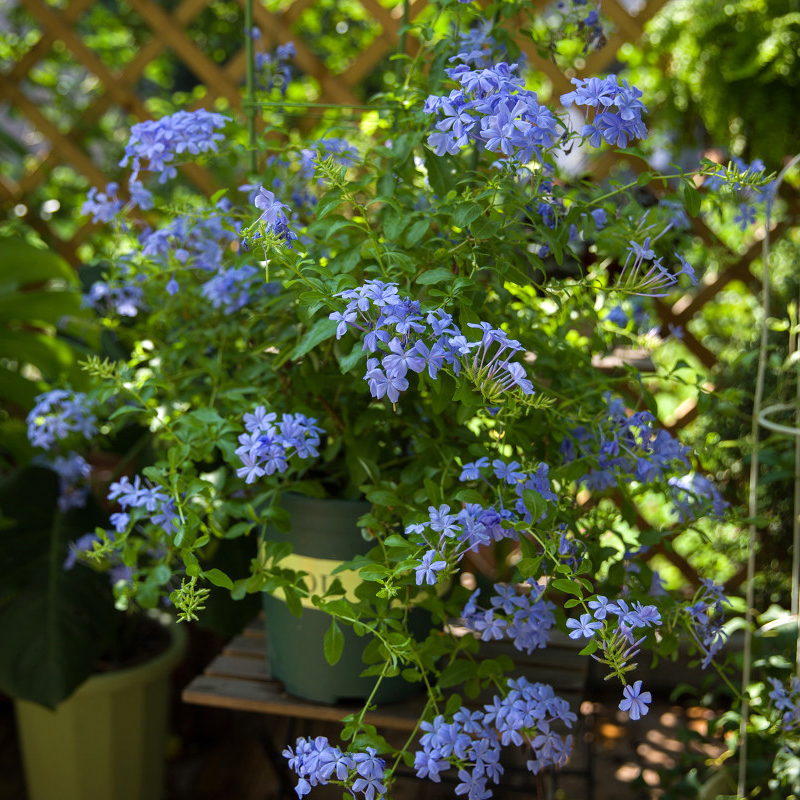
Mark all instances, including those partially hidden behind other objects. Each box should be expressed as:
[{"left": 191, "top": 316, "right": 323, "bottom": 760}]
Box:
[
  {"left": 733, "top": 202, "right": 756, "bottom": 231},
  {"left": 566, "top": 612, "right": 602, "bottom": 639},
  {"left": 669, "top": 472, "right": 728, "bottom": 522},
  {"left": 659, "top": 199, "right": 690, "bottom": 230},
  {"left": 119, "top": 109, "right": 229, "bottom": 183},
  {"left": 614, "top": 235, "right": 698, "bottom": 297},
  {"left": 107, "top": 474, "right": 178, "bottom": 538},
  {"left": 605, "top": 305, "right": 628, "bottom": 327},
  {"left": 424, "top": 61, "right": 560, "bottom": 165},
  {"left": 82, "top": 182, "right": 123, "bottom": 223},
  {"left": 767, "top": 677, "right": 800, "bottom": 732},
  {"left": 684, "top": 579, "right": 728, "bottom": 669},
  {"left": 248, "top": 186, "right": 298, "bottom": 247},
  {"left": 330, "top": 280, "right": 535, "bottom": 405},
  {"left": 416, "top": 676, "right": 575, "bottom": 794},
  {"left": 461, "top": 581, "right": 555, "bottom": 654},
  {"left": 618, "top": 680, "right": 651, "bottom": 720},
  {"left": 26, "top": 389, "right": 97, "bottom": 451},
  {"left": 560, "top": 74, "right": 648, "bottom": 149},
  {"left": 236, "top": 409, "right": 324, "bottom": 482},
  {"left": 415, "top": 549, "right": 448, "bottom": 585}
]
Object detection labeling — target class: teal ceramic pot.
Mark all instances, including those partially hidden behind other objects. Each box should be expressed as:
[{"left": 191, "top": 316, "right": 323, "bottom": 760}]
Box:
[{"left": 261, "top": 493, "right": 425, "bottom": 705}]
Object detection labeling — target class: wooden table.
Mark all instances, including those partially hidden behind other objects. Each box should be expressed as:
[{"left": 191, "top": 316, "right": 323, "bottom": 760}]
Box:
[{"left": 182, "top": 617, "right": 594, "bottom": 799}]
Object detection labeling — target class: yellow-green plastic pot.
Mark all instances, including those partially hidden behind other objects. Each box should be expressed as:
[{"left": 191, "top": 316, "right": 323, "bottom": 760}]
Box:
[{"left": 13, "top": 614, "right": 187, "bottom": 800}]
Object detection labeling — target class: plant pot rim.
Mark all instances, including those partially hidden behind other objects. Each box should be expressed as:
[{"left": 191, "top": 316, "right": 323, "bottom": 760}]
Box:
[{"left": 68, "top": 612, "right": 187, "bottom": 697}]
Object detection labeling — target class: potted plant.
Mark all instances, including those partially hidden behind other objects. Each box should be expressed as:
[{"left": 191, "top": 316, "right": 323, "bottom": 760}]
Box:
[
  {"left": 53, "top": 1, "right": 776, "bottom": 797},
  {"left": 0, "top": 252, "right": 188, "bottom": 800}
]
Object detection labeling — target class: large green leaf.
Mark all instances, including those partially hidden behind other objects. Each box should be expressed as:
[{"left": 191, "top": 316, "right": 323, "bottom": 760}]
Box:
[
  {"left": 0, "top": 238, "right": 75, "bottom": 292},
  {"left": 0, "top": 237, "right": 93, "bottom": 410},
  {"left": 0, "top": 466, "right": 116, "bottom": 708}
]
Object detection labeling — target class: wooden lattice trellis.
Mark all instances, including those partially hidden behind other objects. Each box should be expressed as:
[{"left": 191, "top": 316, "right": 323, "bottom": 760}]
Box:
[{"left": 1, "top": 0, "right": 793, "bottom": 590}]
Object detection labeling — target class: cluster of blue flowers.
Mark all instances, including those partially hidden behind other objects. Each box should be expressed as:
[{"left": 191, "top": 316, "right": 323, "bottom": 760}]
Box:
[
  {"left": 283, "top": 738, "right": 386, "bottom": 800},
  {"left": 423, "top": 60, "right": 560, "bottom": 165},
  {"left": 768, "top": 676, "right": 800, "bottom": 732},
  {"left": 83, "top": 277, "right": 146, "bottom": 318},
  {"left": 199, "top": 264, "right": 274, "bottom": 314},
  {"left": 562, "top": 595, "right": 661, "bottom": 719},
  {"left": 139, "top": 198, "right": 240, "bottom": 273},
  {"left": 252, "top": 32, "right": 296, "bottom": 95},
  {"left": 668, "top": 472, "right": 729, "bottom": 522},
  {"left": 415, "top": 676, "right": 576, "bottom": 796},
  {"left": 461, "top": 581, "right": 555, "bottom": 654},
  {"left": 119, "top": 108, "right": 229, "bottom": 184},
  {"left": 561, "top": 394, "right": 692, "bottom": 493},
  {"left": 82, "top": 182, "right": 124, "bottom": 224},
  {"left": 107, "top": 474, "right": 178, "bottom": 538},
  {"left": 82, "top": 180, "right": 153, "bottom": 224},
  {"left": 330, "top": 280, "right": 535, "bottom": 405},
  {"left": 241, "top": 138, "right": 358, "bottom": 235},
  {"left": 408, "top": 457, "right": 557, "bottom": 585},
  {"left": 685, "top": 578, "right": 728, "bottom": 669},
  {"left": 26, "top": 389, "right": 97, "bottom": 451},
  {"left": 49, "top": 452, "right": 92, "bottom": 512},
  {"left": 236, "top": 406, "right": 324, "bottom": 483},
  {"left": 560, "top": 74, "right": 648, "bottom": 149}
]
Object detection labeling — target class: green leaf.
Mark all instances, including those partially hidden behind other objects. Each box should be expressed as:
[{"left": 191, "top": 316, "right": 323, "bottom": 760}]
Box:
[
  {"left": 438, "top": 659, "right": 478, "bottom": 689},
  {"left": 384, "top": 210, "right": 409, "bottom": 241},
  {"left": 468, "top": 215, "right": 499, "bottom": 239},
  {"left": 636, "top": 171, "right": 653, "bottom": 186},
  {"left": 359, "top": 564, "right": 390, "bottom": 582},
  {"left": 404, "top": 219, "right": 430, "bottom": 248},
  {"left": 365, "top": 489, "right": 399, "bottom": 507},
  {"left": 416, "top": 267, "right": 455, "bottom": 286},
  {"left": 210, "top": 188, "right": 228, "bottom": 205},
  {"left": 521, "top": 489, "right": 547, "bottom": 522},
  {"left": 283, "top": 585, "right": 303, "bottom": 618},
  {"left": 316, "top": 191, "right": 343, "bottom": 219},
  {"left": 516, "top": 557, "right": 540, "bottom": 578},
  {"left": 323, "top": 619, "right": 344, "bottom": 665},
  {"left": 684, "top": 182, "right": 702, "bottom": 217},
  {"left": 453, "top": 203, "right": 483, "bottom": 228},
  {"left": 0, "top": 238, "right": 75, "bottom": 289},
  {"left": 0, "top": 467, "right": 116, "bottom": 707},
  {"left": 455, "top": 488, "right": 484, "bottom": 504},
  {"left": 579, "top": 640, "right": 599, "bottom": 656},
  {"left": 290, "top": 318, "right": 337, "bottom": 361},
  {"left": 338, "top": 342, "right": 367, "bottom": 374},
  {"left": 202, "top": 568, "right": 233, "bottom": 590},
  {"left": 550, "top": 578, "right": 584, "bottom": 597},
  {"left": 424, "top": 151, "right": 459, "bottom": 197}
]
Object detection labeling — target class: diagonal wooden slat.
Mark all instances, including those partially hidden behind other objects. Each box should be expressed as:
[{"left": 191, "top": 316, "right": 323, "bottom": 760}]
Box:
[
  {"left": 0, "top": 74, "right": 108, "bottom": 187},
  {"left": 125, "top": 0, "right": 243, "bottom": 109}
]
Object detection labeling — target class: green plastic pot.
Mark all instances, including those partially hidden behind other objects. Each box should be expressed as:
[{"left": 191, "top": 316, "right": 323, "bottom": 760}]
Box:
[
  {"left": 14, "top": 613, "right": 187, "bottom": 800},
  {"left": 262, "top": 493, "right": 425, "bottom": 705}
]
